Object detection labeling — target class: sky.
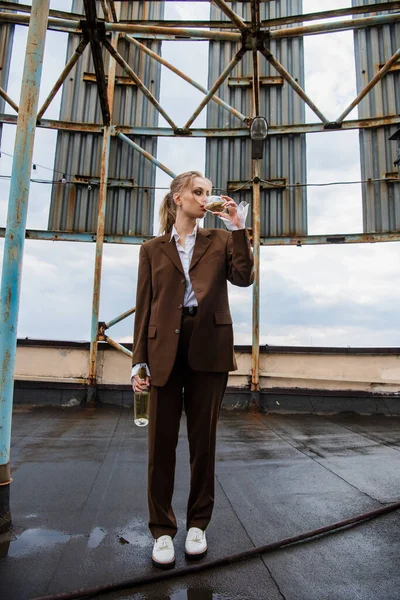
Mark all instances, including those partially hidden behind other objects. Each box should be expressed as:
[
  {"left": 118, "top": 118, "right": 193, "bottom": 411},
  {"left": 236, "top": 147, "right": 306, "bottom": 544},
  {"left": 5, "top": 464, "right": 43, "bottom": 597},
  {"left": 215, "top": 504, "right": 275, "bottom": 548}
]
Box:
[{"left": 0, "top": 0, "right": 399, "bottom": 350}]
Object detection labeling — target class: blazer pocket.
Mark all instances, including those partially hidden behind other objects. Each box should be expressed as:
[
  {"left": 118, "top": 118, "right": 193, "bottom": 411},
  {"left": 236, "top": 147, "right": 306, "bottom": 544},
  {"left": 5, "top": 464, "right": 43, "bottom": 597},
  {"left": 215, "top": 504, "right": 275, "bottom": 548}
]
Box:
[
  {"left": 214, "top": 312, "right": 232, "bottom": 325},
  {"left": 148, "top": 325, "right": 157, "bottom": 338}
]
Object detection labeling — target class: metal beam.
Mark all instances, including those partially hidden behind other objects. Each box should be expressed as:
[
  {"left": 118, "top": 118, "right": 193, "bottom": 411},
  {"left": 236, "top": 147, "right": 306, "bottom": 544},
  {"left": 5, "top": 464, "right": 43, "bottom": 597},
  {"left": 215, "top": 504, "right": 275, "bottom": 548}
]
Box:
[
  {"left": 211, "top": 0, "right": 247, "bottom": 32},
  {"left": 2, "top": 113, "right": 400, "bottom": 135},
  {"left": 260, "top": 47, "right": 330, "bottom": 125},
  {"left": 0, "top": 0, "right": 50, "bottom": 506},
  {"left": 270, "top": 12, "right": 400, "bottom": 40},
  {"left": 0, "top": 11, "right": 80, "bottom": 30},
  {"left": 104, "top": 335, "right": 133, "bottom": 359},
  {"left": 2, "top": 1, "right": 399, "bottom": 29},
  {"left": 37, "top": 37, "right": 89, "bottom": 122},
  {"left": 102, "top": 37, "right": 179, "bottom": 131},
  {"left": 105, "top": 22, "right": 242, "bottom": 41},
  {"left": 336, "top": 49, "right": 400, "bottom": 124},
  {"left": 2, "top": 228, "right": 400, "bottom": 247},
  {"left": 117, "top": 132, "right": 177, "bottom": 178},
  {"left": 0, "top": 228, "right": 151, "bottom": 244},
  {"left": 104, "top": 307, "right": 135, "bottom": 330},
  {"left": 0, "top": 1, "right": 84, "bottom": 21},
  {"left": 250, "top": 0, "right": 261, "bottom": 399},
  {"left": 99, "top": 0, "right": 110, "bottom": 22},
  {"left": 87, "top": 16, "right": 119, "bottom": 403},
  {"left": 2, "top": 10, "right": 397, "bottom": 40},
  {"left": 82, "top": 0, "right": 110, "bottom": 126},
  {"left": 107, "top": 0, "right": 118, "bottom": 23},
  {"left": 184, "top": 46, "right": 247, "bottom": 130},
  {"left": 0, "top": 87, "right": 18, "bottom": 114}
]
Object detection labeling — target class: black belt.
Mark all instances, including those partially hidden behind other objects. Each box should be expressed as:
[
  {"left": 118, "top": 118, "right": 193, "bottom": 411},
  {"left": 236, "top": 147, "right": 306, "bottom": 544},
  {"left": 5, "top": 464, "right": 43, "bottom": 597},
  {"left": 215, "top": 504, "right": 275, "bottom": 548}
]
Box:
[{"left": 182, "top": 306, "right": 198, "bottom": 316}]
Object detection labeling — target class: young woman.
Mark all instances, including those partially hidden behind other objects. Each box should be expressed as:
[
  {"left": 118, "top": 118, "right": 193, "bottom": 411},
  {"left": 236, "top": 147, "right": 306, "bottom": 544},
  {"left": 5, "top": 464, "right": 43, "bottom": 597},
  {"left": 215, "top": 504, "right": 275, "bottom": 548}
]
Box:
[{"left": 131, "top": 171, "right": 254, "bottom": 569}]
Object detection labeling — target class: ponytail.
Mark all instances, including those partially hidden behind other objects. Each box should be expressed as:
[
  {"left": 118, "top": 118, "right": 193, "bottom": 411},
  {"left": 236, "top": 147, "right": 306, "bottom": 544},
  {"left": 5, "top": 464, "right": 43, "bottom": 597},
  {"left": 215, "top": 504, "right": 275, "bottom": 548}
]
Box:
[
  {"left": 158, "top": 170, "right": 204, "bottom": 235},
  {"left": 159, "top": 191, "right": 176, "bottom": 236}
]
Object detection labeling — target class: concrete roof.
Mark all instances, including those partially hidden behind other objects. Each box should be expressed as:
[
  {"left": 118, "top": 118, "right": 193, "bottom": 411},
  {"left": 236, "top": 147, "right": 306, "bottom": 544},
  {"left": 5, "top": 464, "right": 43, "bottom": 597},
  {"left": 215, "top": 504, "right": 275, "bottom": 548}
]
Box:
[{"left": 1, "top": 406, "right": 400, "bottom": 599}]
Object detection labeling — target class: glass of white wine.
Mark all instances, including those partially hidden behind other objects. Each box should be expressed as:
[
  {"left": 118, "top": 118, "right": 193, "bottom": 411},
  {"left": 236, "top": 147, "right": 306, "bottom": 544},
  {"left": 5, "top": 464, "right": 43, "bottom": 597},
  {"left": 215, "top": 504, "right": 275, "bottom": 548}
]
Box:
[{"left": 205, "top": 195, "right": 227, "bottom": 213}]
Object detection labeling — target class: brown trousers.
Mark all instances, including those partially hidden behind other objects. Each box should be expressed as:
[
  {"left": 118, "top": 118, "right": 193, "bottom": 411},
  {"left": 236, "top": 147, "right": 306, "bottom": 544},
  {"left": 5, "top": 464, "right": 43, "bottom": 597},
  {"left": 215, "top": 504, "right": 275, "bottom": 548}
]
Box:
[{"left": 147, "top": 313, "right": 228, "bottom": 540}]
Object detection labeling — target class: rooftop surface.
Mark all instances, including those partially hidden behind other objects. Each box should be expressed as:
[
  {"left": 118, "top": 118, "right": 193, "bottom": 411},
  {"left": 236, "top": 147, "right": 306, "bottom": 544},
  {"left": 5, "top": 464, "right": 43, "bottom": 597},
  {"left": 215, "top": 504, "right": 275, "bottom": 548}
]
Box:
[{"left": 1, "top": 405, "right": 400, "bottom": 600}]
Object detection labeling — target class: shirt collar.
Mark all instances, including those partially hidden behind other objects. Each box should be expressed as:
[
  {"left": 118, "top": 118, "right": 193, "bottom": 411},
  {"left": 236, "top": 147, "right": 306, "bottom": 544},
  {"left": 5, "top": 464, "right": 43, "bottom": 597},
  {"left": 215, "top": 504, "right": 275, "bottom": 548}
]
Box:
[{"left": 170, "top": 221, "right": 199, "bottom": 242}]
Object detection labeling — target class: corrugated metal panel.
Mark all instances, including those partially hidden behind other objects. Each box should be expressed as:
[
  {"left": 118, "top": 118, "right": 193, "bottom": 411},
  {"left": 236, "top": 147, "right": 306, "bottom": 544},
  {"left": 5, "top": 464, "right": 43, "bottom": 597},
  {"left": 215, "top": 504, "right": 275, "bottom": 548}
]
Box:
[
  {"left": 0, "top": 4, "right": 16, "bottom": 147},
  {"left": 48, "top": 0, "right": 164, "bottom": 235},
  {"left": 353, "top": 0, "right": 400, "bottom": 233},
  {"left": 205, "top": 1, "right": 307, "bottom": 237}
]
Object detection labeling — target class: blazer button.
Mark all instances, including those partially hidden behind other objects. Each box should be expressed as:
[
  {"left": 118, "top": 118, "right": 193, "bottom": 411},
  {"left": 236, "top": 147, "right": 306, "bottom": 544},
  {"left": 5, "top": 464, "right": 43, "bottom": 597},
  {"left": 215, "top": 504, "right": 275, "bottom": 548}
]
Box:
[
  {"left": 181, "top": 278, "right": 185, "bottom": 284},
  {"left": 175, "top": 329, "right": 180, "bottom": 334},
  {"left": 178, "top": 304, "right": 182, "bottom": 309}
]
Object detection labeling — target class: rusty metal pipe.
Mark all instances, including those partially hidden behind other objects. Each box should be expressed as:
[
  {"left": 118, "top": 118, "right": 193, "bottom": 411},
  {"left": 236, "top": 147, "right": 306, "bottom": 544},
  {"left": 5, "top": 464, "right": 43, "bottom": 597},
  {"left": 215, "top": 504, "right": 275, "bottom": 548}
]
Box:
[
  {"left": 123, "top": 33, "right": 248, "bottom": 124},
  {"left": 0, "top": 12, "right": 79, "bottom": 29},
  {"left": 3, "top": 1, "right": 398, "bottom": 29},
  {"left": 262, "top": 1, "right": 400, "bottom": 29},
  {"left": 211, "top": 0, "right": 247, "bottom": 32},
  {"left": 336, "top": 48, "right": 400, "bottom": 124},
  {"left": 117, "top": 132, "right": 177, "bottom": 178},
  {"left": 104, "top": 307, "right": 135, "bottom": 330},
  {"left": 184, "top": 46, "right": 247, "bottom": 130},
  {"left": 0, "top": 0, "right": 50, "bottom": 514},
  {"left": 105, "top": 22, "right": 242, "bottom": 41},
  {"left": 250, "top": 0, "right": 261, "bottom": 395},
  {"left": 261, "top": 47, "right": 329, "bottom": 125},
  {"left": 99, "top": 0, "right": 109, "bottom": 22},
  {"left": 104, "top": 335, "right": 133, "bottom": 359},
  {"left": 107, "top": 0, "right": 118, "bottom": 23},
  {"left": 2, "top": 113, "right": 398, "bottom": 136},
  {"left": 31, "top": 500, "right": 400, "bottom": 600},
  {"left": 0, "top": 86, "right": 18, "bottom": 113},
  {"left": 88, "top": 129, "right": 111, "bottom": 400},
  {"left": 102, "top": 37, "right": 178, "bottom": 131},
  {"left": 251, "top": 164, "right": 261, "bottom": 394},
  {"left": 270, "top": 12, "right": 400, "bottom": 39},
  {"left": 2, "top": 227, "right": 400, "bottom": 246},
  {"left": 37, "top": 37, "right": 89, "bottom": 122},
  {"left": 87, "top": 27, "right": 119, "bottom": 402}
]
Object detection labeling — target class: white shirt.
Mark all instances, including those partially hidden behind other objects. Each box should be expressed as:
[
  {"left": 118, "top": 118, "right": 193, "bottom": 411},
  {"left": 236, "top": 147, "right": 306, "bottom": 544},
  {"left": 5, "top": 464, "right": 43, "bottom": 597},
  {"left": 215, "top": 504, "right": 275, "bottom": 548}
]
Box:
[
  {"left": 131, "top": 214, "right": 246, "bottom": 382},
  {"left": 170, "top": 222, "right": 198, "bottom": 308}
]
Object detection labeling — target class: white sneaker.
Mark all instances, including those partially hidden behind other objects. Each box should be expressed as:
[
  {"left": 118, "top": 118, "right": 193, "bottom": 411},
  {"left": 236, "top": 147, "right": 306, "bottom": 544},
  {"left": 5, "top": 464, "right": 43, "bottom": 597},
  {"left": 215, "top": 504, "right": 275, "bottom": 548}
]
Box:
[
  {"left": 185, "top": 527, "right": 207, "bottom": 560},
  {"left": 152, "top": 535, "right": 175, "bottom": 569}
]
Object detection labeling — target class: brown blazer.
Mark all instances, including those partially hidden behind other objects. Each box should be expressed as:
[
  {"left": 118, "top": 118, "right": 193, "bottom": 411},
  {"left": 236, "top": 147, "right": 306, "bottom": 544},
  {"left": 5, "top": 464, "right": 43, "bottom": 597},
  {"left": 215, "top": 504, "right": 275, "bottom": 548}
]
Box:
[{"left": 132, "top": 227, "right": 254, "bottom": 387}]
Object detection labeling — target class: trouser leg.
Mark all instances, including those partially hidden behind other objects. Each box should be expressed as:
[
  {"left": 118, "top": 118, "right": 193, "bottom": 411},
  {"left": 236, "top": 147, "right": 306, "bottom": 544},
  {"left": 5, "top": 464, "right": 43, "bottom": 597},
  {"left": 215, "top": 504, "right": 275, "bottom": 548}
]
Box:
[
  {"left": 147, "top": 360, "right": 183, "bottom": 540},
  {"left": 184, "top": 369, "right": 228, "bottom": 531}
]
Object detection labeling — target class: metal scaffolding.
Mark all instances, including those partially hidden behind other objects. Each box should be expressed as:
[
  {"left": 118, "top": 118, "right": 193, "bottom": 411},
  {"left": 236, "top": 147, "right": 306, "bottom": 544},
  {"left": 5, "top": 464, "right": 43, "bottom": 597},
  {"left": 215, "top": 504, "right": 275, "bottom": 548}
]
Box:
[{"left": 0, "top": 0, "right": 400, "bottom": 510}]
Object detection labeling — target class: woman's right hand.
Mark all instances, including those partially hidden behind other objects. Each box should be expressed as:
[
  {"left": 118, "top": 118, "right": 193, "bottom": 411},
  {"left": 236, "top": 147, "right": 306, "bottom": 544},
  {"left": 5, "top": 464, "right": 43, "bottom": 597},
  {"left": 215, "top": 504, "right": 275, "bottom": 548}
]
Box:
[{"left": 132, "top": 374, "right": 151, "bottom": 393}]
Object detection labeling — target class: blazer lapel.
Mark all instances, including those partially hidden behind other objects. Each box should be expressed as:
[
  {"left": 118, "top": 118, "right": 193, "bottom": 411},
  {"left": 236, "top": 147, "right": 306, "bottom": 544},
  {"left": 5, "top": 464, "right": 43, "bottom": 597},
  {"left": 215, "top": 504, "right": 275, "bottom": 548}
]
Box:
[
  {"left": 190, "top": 228, "right": 211, "bottom": 271},
  {"left": 159, "top": 233, "right": 184, "bottom": 275}
]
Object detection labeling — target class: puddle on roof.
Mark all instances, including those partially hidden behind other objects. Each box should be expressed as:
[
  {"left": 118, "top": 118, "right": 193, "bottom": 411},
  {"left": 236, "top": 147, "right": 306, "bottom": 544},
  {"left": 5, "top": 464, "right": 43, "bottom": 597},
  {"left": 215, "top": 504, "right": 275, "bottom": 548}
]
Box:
[
  {"left": 88, "top": 526, "right": 107, "bottom": 548},
  {"left": 0, "top": 528, "right": 71, "bottom": 558}
]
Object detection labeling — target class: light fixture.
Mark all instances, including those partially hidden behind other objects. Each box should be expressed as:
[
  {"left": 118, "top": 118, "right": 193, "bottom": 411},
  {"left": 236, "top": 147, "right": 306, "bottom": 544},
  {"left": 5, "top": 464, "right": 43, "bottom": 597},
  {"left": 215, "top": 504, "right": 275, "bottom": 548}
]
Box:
[{"left": 250, "top": 116, "right": 268, "bottom": 160}]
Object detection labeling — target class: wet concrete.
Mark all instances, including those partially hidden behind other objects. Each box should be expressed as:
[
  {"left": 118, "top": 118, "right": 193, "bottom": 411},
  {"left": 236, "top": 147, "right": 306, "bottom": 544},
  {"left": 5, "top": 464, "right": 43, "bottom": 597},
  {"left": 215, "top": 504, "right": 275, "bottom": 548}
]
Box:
[{"left": 0, "top": 407, "right": 399, "bottom": 600}]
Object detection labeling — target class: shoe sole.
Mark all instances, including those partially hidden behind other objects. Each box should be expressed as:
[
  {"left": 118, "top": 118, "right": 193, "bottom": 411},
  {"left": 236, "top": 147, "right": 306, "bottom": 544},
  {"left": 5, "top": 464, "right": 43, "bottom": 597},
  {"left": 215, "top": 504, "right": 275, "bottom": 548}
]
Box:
[
  {"left": 185, "top": 547, "right": 207, "bottom": 560},
  {"left": 152, "top": 557, "right": 176, "bottom": 570}
]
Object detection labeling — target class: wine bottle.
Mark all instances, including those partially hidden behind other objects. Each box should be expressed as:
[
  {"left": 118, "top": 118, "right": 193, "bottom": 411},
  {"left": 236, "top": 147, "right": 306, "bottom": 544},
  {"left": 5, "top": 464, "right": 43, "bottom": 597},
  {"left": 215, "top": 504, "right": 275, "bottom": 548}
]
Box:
[{"left": 134, "top": 365, "right": 149, "bottom": 427}]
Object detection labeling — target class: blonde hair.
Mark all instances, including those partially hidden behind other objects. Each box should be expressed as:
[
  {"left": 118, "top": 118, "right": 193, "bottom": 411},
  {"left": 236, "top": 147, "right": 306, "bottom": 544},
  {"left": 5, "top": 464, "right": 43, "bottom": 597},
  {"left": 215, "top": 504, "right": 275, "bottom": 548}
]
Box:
[{"left": 159, "top": 171, "right": 206, "bottom": 235}]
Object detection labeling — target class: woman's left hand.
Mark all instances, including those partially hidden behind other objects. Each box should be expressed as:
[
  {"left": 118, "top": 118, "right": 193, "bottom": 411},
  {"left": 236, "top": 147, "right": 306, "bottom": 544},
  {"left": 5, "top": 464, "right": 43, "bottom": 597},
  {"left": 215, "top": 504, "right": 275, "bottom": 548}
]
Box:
[{"left": 213, "top": 195, "right": 243, "bottom": 229}]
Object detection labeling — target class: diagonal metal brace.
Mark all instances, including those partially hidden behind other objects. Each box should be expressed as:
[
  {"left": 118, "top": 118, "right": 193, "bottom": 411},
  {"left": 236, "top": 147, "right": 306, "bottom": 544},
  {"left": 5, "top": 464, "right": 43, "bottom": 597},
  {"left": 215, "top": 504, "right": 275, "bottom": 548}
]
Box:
[{"left": 81, "top": 0, "right": 111, "bottom": 126}]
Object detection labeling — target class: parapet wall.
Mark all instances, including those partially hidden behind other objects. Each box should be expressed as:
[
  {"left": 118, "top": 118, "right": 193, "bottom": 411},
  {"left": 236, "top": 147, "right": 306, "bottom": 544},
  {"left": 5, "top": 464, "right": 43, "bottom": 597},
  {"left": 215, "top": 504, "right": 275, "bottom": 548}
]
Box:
[{"left": 13, "top": 340, "right": 400, "bottom": 414}]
